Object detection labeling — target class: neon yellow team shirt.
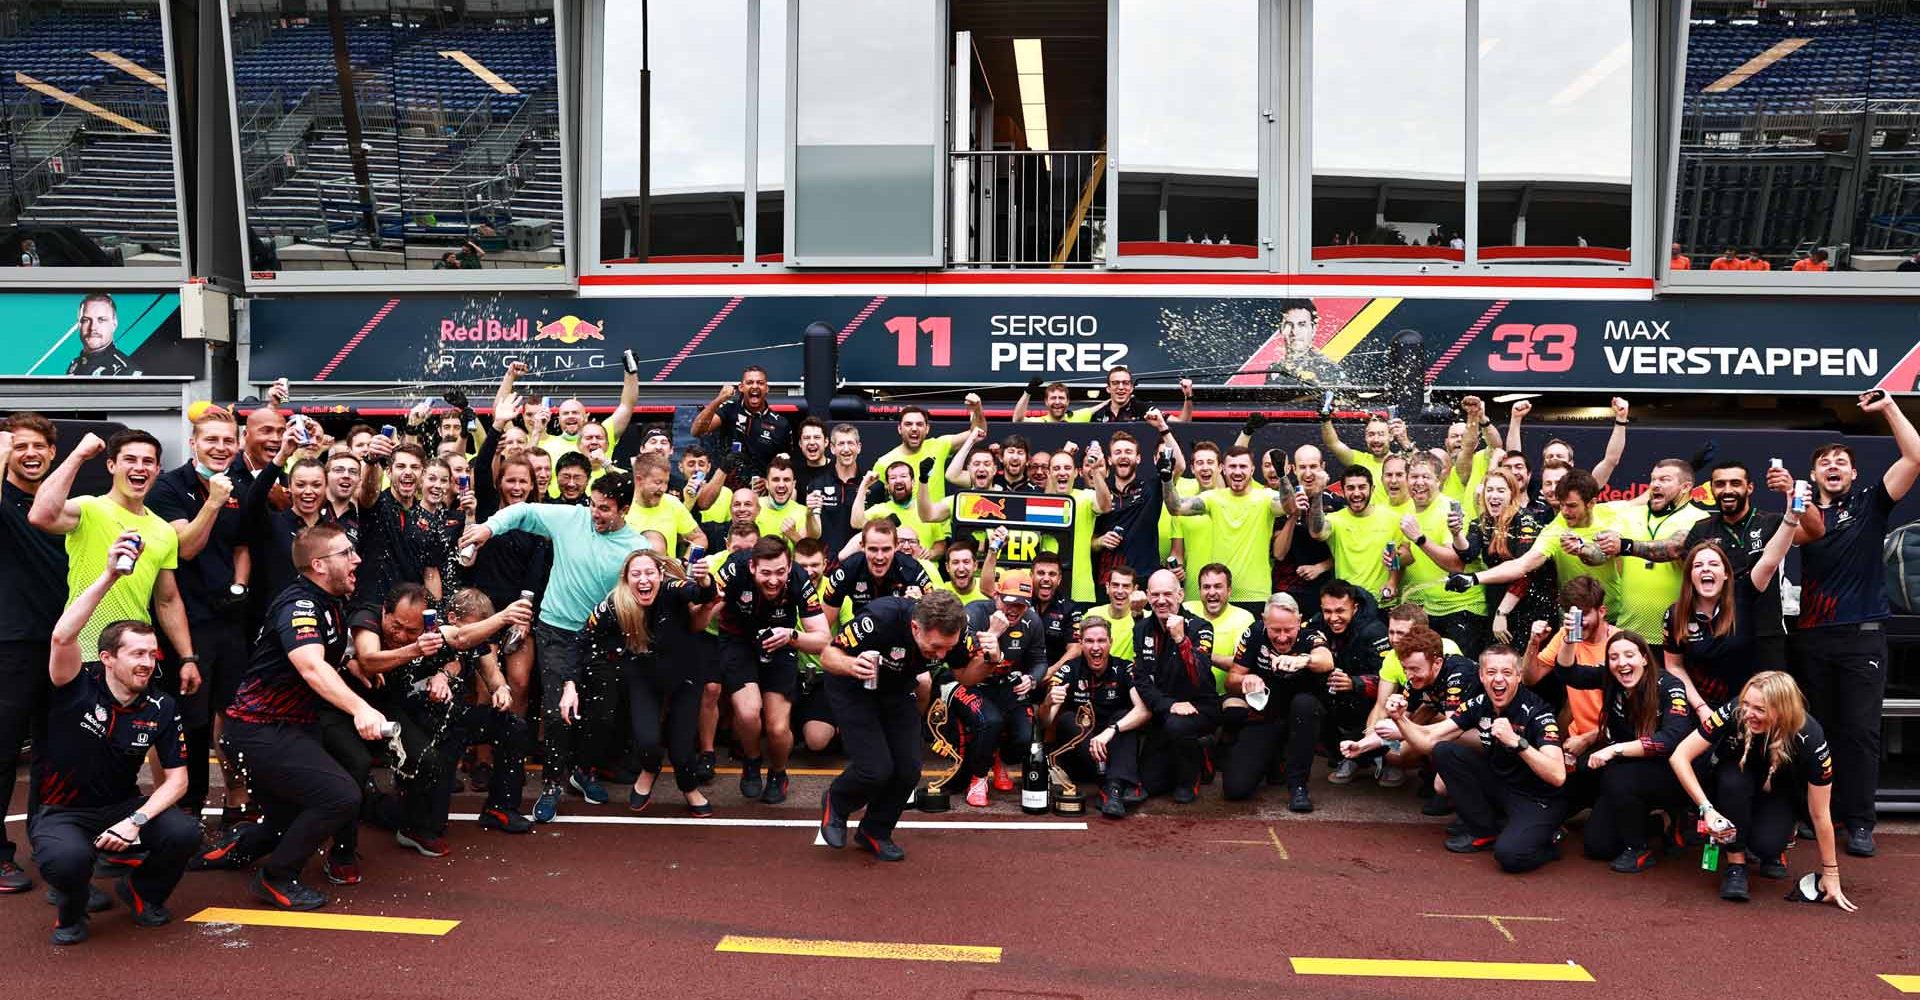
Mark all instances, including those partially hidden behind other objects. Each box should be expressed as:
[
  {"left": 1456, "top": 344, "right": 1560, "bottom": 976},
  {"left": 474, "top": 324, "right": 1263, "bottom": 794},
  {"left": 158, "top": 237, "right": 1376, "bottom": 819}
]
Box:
[
  {"left": 697, "top": 483, "right": 733, "bottom": 525},
  {"left": 66, "top": 496, "right": 179, "bottom": 653},
  {"left": 872, "top": 438, "right": 956, "bottom": 506},
  {"left": 1379, "top": 636, "right": 1465, "bottom": 689},
  {"left": 1442, "top": 450, "right": 1489, "bottom": 521},
  {"left": 625, "top": 495, "right": 697, "bottom": 552},
  {"left": 755, "top": 498, "right": 813, "bottom": 544},
  {"left": 931, "top": 579, "right": 988, "bottom": 605},
  {"left": 1610, "top": 501, "right": 1711, "bottom": 638},
  {"left": 702, "top": 551, "right": 731, "bottom": 637},
  {"left": 1186, "top": 600, "right": 1254, "bottom": 694},
  {"left": 540, "top": 429, "right": 621, "bottom": 497},
  {"left": 1185, "top": 486, "right": 1278, "bottom": 603},
  {"left": 1067, "top": 488, "right": 1099, "bottom": 604},
  {"left": 1080, "top": 605, "right": 1138, "bottom": 661},
  {"left": 865, "top": 496, "right": 947, "bottom": 546},
  {"left": 1401, "top": 499, "right": 1483, "bottom": 616},
  {"left": 1344, "top": 452, "right": 1384, "bottom": 481},
  {"left": 1171, "top": 477, "right": 1213, "bottom": 600},
  {"left": 1325, "top": 505, "right": 1398, "bottom": 602},
  {"left": 1530, "top": 502, "right": 1627, "bottom": 612}
]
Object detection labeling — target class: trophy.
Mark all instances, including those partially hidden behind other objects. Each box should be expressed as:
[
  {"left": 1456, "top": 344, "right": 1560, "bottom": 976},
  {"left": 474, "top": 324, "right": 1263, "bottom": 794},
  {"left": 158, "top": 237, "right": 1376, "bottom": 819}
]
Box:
[
  {"left": 1047, "top": 702, "right": 1096, "bottom": 816},
  {"left": 916, "top": 691, "right": 963, "bottom": 813}
]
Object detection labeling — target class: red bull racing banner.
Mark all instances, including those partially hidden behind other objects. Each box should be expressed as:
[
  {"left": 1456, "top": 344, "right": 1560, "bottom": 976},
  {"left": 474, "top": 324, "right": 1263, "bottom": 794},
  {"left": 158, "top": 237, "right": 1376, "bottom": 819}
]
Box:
[{"left": 247, "top": 292, "right": 1920, "bottom": 396}]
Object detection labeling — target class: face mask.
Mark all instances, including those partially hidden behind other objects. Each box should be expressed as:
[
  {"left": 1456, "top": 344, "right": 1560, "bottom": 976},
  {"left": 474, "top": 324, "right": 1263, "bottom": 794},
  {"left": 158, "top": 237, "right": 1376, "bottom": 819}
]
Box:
[{"left": 195, "top": 461, "right": 221, "bottom": 480}]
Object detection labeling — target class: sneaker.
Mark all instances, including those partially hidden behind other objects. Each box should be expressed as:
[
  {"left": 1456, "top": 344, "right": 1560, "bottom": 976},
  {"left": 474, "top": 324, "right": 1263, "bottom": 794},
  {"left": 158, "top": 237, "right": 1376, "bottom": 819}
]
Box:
[
  {"left": 1608, "top": 847, "right": 1656, "bottom": 874},
  {"left": 966, "top": 776, "right": 989, "bottom": 808},
  {"left": 1122, "top": 782, "right": 1148, "bottom": 808},
  {"left": 738, "top": 758, "right": 765, "bottom": 800},
  {"left": 852, "top": 830, "right": 906, "bottom": 862},
  {"left": 322, "top": 854, "right": 363, "bottom": 886},
  {"left": 46, "top": 884, "right": 113, "bottom": 913},
  {"left": 1445, "top": 819, "right": 1470, "bottom": 837},
  {"left": 533, "top": 789, "right": 559, "bottom": 824},
  {"left": 696, "top": 750, "right": 717, "bottom": 785},
  {"left": 1377, "top": 765, "right": 1408, "bottom": 789},
  {"left": 0, "top": 860, "right": 31, "bottom": 893},
  {"left": 1795, "top": 819, "right": 1817, "bottom": 841},
  {"left": 396, "top": 830, "right": 451, "bottom": 858},
  {"left": 51, "top": 921, "right": 87, "bottom": 946},
  {"left": 251, "top": 871, "right": 326, "bottom": 911},
  {"left": 1172, "top": 784, "right": 1197, "bottom": 805},
  {"left": 1758, "top": 854, "right": 1789, "bottom": 880},
  {"left": 1719, "top": 863, "right": 1750, "bottom": 902},
  {"left": 761, "top": 769, "right": 789, "bottom": 805},
  {"left": 990, "top": 756, "right": 1014, "bottom": 792},
  {"left": 1100, "top": 781, "right": 1126, "bottom": 820},
  {"left": 1846, "top": 826, "right": 1876, "bottom": 857},
  {"left": 818, "top": 791, "right": 847, "bottom": 849},
  {"left": 479, "top": 808, "right": 533, "bottom": 834},
  {"left": 1422, "top": 794, "right": 1455, "bottom": 817},
  {"left": 114, "top": 877, "right": 171, "bottom": 927},
  {"left": 687, "top": 795, "right": 714, "bottom": 818},
  {"left": 1289, "top": 786, "right": 1314, "bottom": 813},
  {"left": 1327, "top": 758, "right": 1360, "bottom": 785},
  {"left": 1444, "top": 832, "right": 1497, "bottom": 854},
  {"left": 568, "top": 769, "right": 609, "bottom": 805}
]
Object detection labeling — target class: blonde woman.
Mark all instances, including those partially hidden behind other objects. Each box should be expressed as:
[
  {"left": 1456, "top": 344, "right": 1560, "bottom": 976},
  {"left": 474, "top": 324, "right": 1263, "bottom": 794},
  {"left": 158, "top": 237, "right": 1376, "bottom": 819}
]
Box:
[
  {"left": 583, "top": 549, "right": 716, "bottom": 815},
  {"left": 1670, "top": 671, "right": 1854, "bottom": 909}
]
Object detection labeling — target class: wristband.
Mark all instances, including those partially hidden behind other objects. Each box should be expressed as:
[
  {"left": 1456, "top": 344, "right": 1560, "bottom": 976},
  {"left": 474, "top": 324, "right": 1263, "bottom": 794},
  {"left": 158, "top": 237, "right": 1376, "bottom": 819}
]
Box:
[
  {"left": 1620, "top": 538, "right": 1636, "bottom": 557},
  {"left": 1614, "top": 418, "right": 1629, "bottom": 426},
  {"left": 1414, "top": 535, "right": 1428, "bottom": 548},
  {"left": 178, "top": 655, "right": 200, "bottom": 665}
]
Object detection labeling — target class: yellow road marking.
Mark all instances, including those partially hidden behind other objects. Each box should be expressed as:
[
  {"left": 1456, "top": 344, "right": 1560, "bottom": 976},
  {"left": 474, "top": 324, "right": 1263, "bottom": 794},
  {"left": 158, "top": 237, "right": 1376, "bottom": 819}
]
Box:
[
  {"left": 186, "top": 907, "right": 459, "bottom": 937},
  {"left": 1882, "top": 975, "right": 1920, "bottom": 993},
  {"left": 1266, "top": 826, "right": 1289, "bottom": 860},
  {"left": 1704, "top": 38, "right": 1811, "bottom": 92},
  {"left": 438, "top": 50, "right": 520, "bottom": 94},
  {"left": 1290, "top": 957, "right": 1594, "bottom": 982},
  {"left": 716, "top": 935, "right": 1001, "bottom": 964},
  {"left": 1321, "top": 297, "right": 1402, "bottom": 363},
  {"left": 13, "top": 73, "right": 155, "bottom": 134},
  {"left": 1208, "top": 825, "right": 1288, "bottom": 859},
  {"left": 1422, "top": 913, "right": 1562, "bottom": 944},
  {"left": 90, "top": 50, "right": 167, "bottom": 89}
]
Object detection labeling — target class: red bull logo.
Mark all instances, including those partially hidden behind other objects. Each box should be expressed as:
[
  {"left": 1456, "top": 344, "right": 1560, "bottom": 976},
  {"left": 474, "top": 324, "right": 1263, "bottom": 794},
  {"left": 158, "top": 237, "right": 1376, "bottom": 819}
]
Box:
[
  {"left": 440, "top": 317, "right": 530, "bottom": 342},
  {"left": 535, "top": 315, "right": 606, "bottom": 345},
  {"left": 966, "top": 496, "right": 1009, "bottom": 520}
]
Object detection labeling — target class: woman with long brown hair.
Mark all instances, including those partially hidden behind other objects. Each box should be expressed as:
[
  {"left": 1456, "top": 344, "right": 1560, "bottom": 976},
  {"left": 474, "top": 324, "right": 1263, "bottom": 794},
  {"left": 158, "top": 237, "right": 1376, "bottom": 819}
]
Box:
[
  {"left": 1663, "top": 508, "right": 1798, "bottom": 721},
  {"left": 1670, "top": 671, "right": 1854, "bottom": 909},
  {"left": 1554, "top": 631, "right": 1693, "bottom": 873},
  {"left": 583, "top": 548, "right": 716, "bottom": 815},
  {"left": 1460, "top": 468, "right": 1553, "bottom": 645}
]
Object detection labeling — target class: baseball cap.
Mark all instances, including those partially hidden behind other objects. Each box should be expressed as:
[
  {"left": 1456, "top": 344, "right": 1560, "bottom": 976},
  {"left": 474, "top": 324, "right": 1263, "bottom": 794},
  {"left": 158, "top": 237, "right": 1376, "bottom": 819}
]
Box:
[{"left": 996, "top": 570, "right": 1034, "bottom": 601}]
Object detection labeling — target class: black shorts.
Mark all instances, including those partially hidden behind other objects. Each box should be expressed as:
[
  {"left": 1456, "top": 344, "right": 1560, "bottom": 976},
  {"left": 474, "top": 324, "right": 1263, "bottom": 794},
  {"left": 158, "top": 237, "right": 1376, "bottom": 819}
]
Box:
[
  {"left": 794, "top": 674, "right": 836, "bottom": 729},
  {"left": 695, "top": 632, "right": 722, "bottom": 685},
  {"left": 718, "top": 638, "right": 799, "bottom": 699}
]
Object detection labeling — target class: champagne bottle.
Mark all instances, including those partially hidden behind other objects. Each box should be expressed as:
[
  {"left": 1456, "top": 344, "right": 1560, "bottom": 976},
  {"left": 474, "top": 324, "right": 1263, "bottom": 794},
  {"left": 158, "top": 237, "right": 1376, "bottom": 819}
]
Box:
[{"left": 1021, "top": 737, "right": 1049, "bottom": 814}]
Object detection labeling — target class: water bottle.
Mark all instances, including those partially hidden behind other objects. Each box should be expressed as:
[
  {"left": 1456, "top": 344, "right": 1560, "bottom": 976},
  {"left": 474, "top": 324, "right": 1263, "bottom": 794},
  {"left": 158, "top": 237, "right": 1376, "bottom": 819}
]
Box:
[
  {"left": 1021, "top": 737, "right": 1050, "bottom": 814},
  {"left": 502, "top": 590, "right": 534, "bottom": 654},
  {"left": 1567, "top": 606, "right": 1585, "bottom": 644},
  {"left": 114, "top": 534, "right": 144, "bottom": 574}
]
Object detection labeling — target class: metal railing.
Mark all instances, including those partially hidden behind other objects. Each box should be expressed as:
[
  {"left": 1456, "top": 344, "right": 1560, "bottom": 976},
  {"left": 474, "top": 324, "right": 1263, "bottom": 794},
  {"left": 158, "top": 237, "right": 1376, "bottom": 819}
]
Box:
[{"left": 949, "top": 149, "right": 1106, "bottom": 268}]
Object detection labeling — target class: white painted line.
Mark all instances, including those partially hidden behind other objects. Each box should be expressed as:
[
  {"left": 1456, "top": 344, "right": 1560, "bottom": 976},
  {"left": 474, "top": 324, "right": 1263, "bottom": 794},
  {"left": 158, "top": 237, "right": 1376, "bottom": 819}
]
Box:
[{"left": 447, "top": 812, "right": 1086, "bottom": 831}]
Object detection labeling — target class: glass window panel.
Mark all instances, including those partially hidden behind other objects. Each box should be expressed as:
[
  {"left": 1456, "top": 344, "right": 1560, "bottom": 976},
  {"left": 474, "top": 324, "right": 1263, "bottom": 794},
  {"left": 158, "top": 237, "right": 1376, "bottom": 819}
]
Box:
[
  {"left": 1311, "top": 0, "right": 1465, "bottom": 264},
  {"left": 600, "top": 1, "right": 746, "bottom": 265},
  {"left": 231, "top": 0, "right": 561, "bottom": 275},
  {"left": 1673, "top": 3, "right": 1917, "bottom": 275},
  {"left": 791, "top": 0, "right": 939, "bottom": 262},
  {"left": 0, "top": 1, "right": 181, "bottom": 267},
  {"left": 1476, "top": 0, "right": 1631, "bottom": 265},
  {"left": 1116, "top": 0, "right": 1258, "bottom": 263},
  {"left": 757, "top": 0, "right": 786, "bottom": 261}
]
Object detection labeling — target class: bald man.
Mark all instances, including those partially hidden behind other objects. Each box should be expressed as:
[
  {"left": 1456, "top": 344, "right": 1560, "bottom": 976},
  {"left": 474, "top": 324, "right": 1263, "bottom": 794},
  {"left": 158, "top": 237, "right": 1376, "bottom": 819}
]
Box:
[{"left": 1132, "top": 569, "right": 1218, "bottom": 804}]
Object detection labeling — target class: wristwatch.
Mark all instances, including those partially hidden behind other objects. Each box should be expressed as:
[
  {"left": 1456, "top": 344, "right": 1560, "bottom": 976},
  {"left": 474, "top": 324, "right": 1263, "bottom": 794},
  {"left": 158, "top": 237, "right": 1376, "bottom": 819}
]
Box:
[
  {"left": 129, "top": 811, "right": 149, "bottom": 827},
  {"left": 1511, "top": 737, "right": 1531, "bottom": 752},
  {"left": 178, "top": 655, "right": 200, "bottom": 665},
  {"left": 230, "top": 583, "right": 249, "bottom": 598}
]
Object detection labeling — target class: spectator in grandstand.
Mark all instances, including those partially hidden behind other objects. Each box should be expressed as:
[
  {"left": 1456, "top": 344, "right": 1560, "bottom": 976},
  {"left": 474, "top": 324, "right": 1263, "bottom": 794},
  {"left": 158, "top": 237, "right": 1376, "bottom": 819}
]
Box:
[
  {"left": 65, "top": 293, "right": 140, "bottom": 377},
  {"left": 1792, "top": 248, "right": 1831, "bottom": 272},
  {"left": 1742, "top": 250, "right": 1771, "bottom": 271},
  {"left": 1788, "top": 389, "right": 1920, "bottom": 857},
  {"left": 433, "top": 240, "right": 486, "bottom": 270},
  {"left": 1670, "top": 671, "right": 1852, "bottom": 909},
  {"left": 1897, "top": 250, "right": 1920, "bottom": 272},
  {"left": 1710, "top": 248, "right": 1739, "bottom": 271},
  {"left": 19, "top": 237, "right": 39, "bottom": 267},
  {"left": 1041, "top": 614, "right": 1147, "bottom": 819},
  {"left": 1670, "top": 243, "right": 1692, "bottom": 270},
  {"left": 37, "top": 535, "right": 197, "bottom": 944},
  {"left": 693, "top": 365, "right": 792, "bottom": 486},
  {"left": 1391, "top": 645, "right": 1568, "bottom": 873},
  {"left": 1224, "top": 593, "right": 1332, "bottom": 812},
  {"left": 0, "top": 415, "right": 66, "bottom": 892},
  {"left": 1133, "top": 569, "right": 1217, "bottom": 804}
]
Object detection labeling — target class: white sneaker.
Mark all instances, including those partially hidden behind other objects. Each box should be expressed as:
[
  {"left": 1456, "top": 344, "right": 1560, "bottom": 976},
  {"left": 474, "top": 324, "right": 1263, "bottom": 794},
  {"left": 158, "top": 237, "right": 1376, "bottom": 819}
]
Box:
[
  {"left": 1377, "top": 764, "right": 1408, "bottom": 788},
  {"left": 1327, "top": 759, "right": 1360, "bottom": 784}
]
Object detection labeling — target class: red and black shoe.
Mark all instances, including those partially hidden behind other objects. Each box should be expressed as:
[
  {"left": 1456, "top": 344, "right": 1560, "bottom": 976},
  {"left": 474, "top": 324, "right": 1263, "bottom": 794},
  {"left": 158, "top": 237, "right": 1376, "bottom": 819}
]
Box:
[
  {"left": 323, "top": 853, "right": 363, "bottom": 886},
  {"left": 1444, "top": 831, "right": 1497, "bottom": 854},
  {"left": 990, "top": 755, "right": 1014, "bottom": 793},
  {"left": 1608, "top": 846, "right": 1657, "bottom": 874},
  {"left": 190, "top": 823, "right": 262, "bottom": 871},
  {"left": 252, "top": 870, "right": 326, "bottom": 911}
]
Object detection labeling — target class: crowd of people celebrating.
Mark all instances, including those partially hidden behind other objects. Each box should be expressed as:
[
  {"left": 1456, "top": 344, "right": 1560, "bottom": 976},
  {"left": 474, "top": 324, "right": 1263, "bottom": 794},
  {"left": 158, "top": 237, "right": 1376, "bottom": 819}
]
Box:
[{"left": 1, "top": 357, "right": 1904, "bottom": 944}]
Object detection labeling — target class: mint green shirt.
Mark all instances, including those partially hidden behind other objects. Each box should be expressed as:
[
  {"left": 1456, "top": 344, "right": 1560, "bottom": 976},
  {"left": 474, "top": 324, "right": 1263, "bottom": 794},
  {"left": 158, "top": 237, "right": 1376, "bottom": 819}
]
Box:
[{"left": 486, "top": 503, "right": 643, "bottom": 630}]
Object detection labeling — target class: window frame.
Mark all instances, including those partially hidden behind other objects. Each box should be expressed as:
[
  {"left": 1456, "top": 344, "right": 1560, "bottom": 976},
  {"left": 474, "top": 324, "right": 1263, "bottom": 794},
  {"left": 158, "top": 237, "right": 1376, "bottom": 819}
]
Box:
[{"left": 223, "top": 0, "right": 577, "bottom": 292}]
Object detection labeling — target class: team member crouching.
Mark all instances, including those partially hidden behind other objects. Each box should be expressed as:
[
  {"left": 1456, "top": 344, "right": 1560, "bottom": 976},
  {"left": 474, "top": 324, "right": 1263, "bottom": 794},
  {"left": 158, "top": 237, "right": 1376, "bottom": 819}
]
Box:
[
  {"left": 1670, "top": 671, "right": 1854, "bottom": 908},
  {"left": 223, "top": 523, "right": 391, "bottom": 910},
  {"left": 1558, "top": 631, "right": 1693, "bottom": 873},
  {"left": 819, "top": 592, "right": 980, "bottom": 861},
  {"left": 1042, "top": 616, "right": 1148, "bottom": 819},
  {"left": 715, "top": 537, "right": 830, "bottom": 804},
  {"left": 1391, "top": 645, "right": 1568, "bottom": 873},
  {"left": 35, "top": 533, "right": 199, "bottom": 944},
  {"left": 585, "top": 550, "right": 716, "bottom": 814},
  {"left": 1341, "top": 626, "right": 1478, "bottom": 781},
  {"left": 1224, "top": 594, "right": 1333, "bottom": 812},
  {"left": 945, "top": 571, "right": 1050, "bottom": 808},
  {"left": 1134, "top": 569, "right": 1218, "bottom": 804},
  {"left": 397, "top": 588, "right": 539, "bottom": 844}
]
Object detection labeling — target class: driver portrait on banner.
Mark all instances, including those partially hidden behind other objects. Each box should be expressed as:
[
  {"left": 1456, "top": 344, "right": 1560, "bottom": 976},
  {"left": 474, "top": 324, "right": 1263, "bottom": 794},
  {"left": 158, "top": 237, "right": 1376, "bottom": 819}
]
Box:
[
  {"left": 64, "top": 292, "right": 142, "bottom": 377},
  {"left": 1261, "top": 298, "right": 1347, "bottom": 388}
]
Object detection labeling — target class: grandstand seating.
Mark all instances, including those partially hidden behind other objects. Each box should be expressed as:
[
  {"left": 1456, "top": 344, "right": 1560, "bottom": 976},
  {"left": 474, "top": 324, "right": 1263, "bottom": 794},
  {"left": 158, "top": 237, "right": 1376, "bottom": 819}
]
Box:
[
  {"left": 1684, "top": 16, "right": 1920, "bottom": 113},
  {"left": 390, "top": 26, "right": 556, "bottom": 116},
  {"left": 15, "top": 132, "right": 179, "bottom": 252},
  {"left": 0, "top": 11, "right": 166, "bottom": 108},
  {"left": 230, "top": 23, "right": 396, "bottom": 111}
]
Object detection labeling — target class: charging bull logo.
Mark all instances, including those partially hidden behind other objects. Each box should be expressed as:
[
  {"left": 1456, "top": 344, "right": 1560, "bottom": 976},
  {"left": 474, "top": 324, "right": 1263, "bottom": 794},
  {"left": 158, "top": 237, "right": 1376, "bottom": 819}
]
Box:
[
  {"left": 964, "top": 496, "right": 1009, "bottom": 520},
  {"left": 535, "top": 316, "right": 606, "bottom": 345}
]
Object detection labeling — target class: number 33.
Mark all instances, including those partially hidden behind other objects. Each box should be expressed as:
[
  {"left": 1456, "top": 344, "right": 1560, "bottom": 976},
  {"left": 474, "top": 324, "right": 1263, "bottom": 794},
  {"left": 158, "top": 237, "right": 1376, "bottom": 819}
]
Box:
[{"left": 1488, "top": 323, "right": 1578, "bottom": 373}]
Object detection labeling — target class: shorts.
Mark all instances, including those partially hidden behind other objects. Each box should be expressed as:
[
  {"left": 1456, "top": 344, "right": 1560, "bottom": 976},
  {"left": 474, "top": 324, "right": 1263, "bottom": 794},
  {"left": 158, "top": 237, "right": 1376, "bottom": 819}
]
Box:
[
  {"left": 718, "top": 637, "right": 799, "bottom": 699},
  {"left": 794, "top": 675, "right": 837, "bottom": 729},
  {"left": 694, "top": 632, "right": 722, "bottom": 685}
]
